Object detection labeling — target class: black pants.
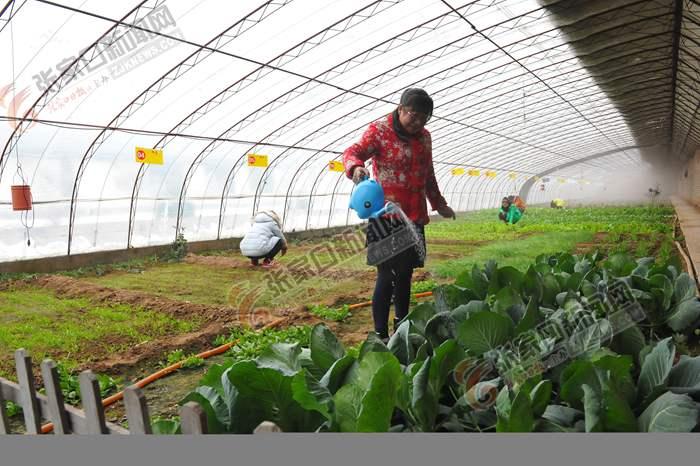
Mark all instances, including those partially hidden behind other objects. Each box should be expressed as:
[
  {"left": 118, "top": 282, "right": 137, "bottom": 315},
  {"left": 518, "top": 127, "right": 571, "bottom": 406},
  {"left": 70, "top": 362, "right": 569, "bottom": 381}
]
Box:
[
  {"left": 372, "top": 249, "right": 416, "bottom": 338},
  {"left": 247, "top": 239, "right": 283, "bottom": 264},
  {"left": 366, "top": 217, "right": 425, "bottom": 338}
]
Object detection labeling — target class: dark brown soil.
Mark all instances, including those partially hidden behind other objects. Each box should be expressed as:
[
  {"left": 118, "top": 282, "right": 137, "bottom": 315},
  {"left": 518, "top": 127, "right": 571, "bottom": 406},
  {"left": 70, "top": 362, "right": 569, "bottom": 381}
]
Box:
[
  {"left": 183, "top": 253, "right": 250, "bottom": 268},
  {"left": 11, "top": 275, "right": 324, "bottom": 376},
  {"left": 574, "top": 232, "right": 610, "bottom": 254},
  {"left": 426, "top": 238, "right": 489, "bottom": 246}
]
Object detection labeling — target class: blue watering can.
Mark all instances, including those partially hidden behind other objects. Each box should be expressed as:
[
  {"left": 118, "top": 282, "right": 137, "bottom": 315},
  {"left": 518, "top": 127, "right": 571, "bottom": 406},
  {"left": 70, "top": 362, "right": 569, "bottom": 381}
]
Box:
[{"left": 349, "top": 177, "right": 396, "bottom": 219}]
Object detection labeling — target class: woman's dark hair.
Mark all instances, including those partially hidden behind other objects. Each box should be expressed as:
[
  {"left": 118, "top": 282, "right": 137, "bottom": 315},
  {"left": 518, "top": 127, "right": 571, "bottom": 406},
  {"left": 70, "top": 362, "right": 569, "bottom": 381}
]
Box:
[{"left": 400, "top": 88, "right": 433, "bottom": 118}]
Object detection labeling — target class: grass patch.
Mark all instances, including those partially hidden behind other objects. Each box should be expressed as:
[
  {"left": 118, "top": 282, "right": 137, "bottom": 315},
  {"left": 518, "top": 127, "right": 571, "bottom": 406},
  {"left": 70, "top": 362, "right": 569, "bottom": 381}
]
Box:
[
  {"left": 434, "top": 231, "right": 594, "bottom": 278},
  {"left": 80, "top": 263, "right": 238, "bottom": 306},
  {"left": 0, "top": 287, "right": 197, "bottom": 379},
  {"left": 429, "top": 205, "right": 675, "bottom": 278},
  {"left": 426, "top": 205, "right": 673, "bottom": 241},
  {"left": 82, "top": 261, "right": 372, "bottom": 310},
  {"left": 308, "top": 304, "right": 352, "bottom": 321}
]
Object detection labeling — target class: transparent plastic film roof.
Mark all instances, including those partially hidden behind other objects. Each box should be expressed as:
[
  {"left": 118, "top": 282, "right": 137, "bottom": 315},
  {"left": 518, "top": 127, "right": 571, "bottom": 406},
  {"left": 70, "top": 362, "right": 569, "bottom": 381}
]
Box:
[{"left": 0, "top": 0, "right": 697, "bottom": 261}]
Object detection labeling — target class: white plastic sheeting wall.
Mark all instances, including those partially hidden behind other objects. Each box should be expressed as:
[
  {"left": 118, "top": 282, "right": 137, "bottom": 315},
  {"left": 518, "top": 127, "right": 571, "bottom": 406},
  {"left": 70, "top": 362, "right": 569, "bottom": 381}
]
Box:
[{"left": 0, "top": 0, "right": 659, "bottom": 261}]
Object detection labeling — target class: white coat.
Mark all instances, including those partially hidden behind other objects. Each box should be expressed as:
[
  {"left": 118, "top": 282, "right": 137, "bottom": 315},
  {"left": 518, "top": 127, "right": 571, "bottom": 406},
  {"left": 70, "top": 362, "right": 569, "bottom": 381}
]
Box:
[{"left": 239, "top": 212, "right": 286, "bottom": 257}]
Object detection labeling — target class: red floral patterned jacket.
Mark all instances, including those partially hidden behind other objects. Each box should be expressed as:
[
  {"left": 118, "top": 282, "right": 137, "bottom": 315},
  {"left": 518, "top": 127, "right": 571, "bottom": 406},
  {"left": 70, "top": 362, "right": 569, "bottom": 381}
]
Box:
[{"left": 342, "top": 112, "right": 447, "bottom": 225}]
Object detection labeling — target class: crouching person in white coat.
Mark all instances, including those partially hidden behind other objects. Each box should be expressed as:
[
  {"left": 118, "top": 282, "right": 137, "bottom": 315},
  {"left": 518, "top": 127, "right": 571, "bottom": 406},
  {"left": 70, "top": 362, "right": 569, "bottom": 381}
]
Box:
[{"left": 239, "top": 210, "right": 288, "bottom": 267}]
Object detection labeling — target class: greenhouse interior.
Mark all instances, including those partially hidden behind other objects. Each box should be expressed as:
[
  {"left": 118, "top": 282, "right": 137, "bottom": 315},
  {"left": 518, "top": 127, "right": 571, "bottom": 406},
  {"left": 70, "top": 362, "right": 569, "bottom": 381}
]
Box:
[{"left": 1, "top": 0, "right": 700, "bottom": 439}]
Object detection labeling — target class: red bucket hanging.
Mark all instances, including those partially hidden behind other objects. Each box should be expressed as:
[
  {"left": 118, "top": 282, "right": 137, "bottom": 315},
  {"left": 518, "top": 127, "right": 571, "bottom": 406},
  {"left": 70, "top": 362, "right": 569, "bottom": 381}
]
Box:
[{"left": 11, "top": 185, "right": 32, "bottom": 211}]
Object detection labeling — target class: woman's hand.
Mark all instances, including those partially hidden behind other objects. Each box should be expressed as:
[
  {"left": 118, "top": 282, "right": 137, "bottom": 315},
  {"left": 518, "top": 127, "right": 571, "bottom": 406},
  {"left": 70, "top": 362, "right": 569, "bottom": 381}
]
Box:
[
  {"left": 437, "top": 205, "right": 456, "bottom": 220},
  {"left": 281, "top": 243, "right": 288, "bottom": 256},
  {"left": 352, "top": 166, "right": 370, "bottom": 184}
]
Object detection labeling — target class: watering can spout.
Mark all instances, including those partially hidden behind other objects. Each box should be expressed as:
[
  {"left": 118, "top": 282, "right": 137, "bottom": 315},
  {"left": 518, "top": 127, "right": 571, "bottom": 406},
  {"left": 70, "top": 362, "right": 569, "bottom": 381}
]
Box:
[{"left": 370, "top": 201, "right": 396, "bottom": 219}]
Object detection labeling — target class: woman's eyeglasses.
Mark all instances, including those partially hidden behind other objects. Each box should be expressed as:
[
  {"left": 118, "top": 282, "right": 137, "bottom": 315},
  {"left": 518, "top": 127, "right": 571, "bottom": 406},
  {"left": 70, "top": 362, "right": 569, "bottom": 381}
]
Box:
[{"left": 402, "top": 108, "right": 430, "bottom": 124}]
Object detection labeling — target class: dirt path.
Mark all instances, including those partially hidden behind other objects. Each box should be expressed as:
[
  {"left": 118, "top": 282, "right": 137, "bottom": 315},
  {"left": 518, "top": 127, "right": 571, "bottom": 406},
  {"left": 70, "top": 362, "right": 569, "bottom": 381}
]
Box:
[
  {"left": 426, "top": 238, "right": 489, "bottom": 246},
  {"left": 17, "top": 275, "right": 322, "bottom": 375},
  {"left": 574, "top": 232, "right": 669, "bottom": 258},
  {"left": 574, "top": 232, "right": 609, "bottom": 254},
  {"left": 32, "top": 275, "right": 243, "bottom": 324},
  {"left": 183, "top": 253, "right": 250, "bottom": 268},
  {"left": 2, "top": 252, "right": 435, "bottom": 394}
]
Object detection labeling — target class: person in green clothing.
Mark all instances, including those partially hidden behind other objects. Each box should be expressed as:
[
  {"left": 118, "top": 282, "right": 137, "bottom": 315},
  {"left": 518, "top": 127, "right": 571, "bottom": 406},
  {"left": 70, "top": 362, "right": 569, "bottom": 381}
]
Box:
[
  {"left": 550, "top": 198, "right": 566, "bottom": 209},
  {"left": 499, "top": 197, "right": 523, "bottom": 225}
]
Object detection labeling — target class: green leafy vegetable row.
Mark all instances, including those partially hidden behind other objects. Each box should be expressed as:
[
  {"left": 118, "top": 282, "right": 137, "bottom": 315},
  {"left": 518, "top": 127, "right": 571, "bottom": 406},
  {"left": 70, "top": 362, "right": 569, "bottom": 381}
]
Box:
[{"left": 160, "top": 250, "right": 699, "bottom": 433}]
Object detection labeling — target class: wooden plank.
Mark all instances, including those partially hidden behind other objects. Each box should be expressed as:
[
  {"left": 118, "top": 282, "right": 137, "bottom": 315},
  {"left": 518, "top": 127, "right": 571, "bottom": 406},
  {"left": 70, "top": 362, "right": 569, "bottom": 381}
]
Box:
[
  {"left": 254, "top": 421, "right": 282, "bottom": 433},
  {"left": 14, "top": 349, "right": 42, "bottom": 434},
  {"left": 40, "top": 360, "right": 71, "bottom": 434},
  {"left": 78, "top": 371, "right": 108, "bottom": 434},
  {"left": 0, "top": 378, "right": 9, "bottom": 434},
  {"left": 0, "top": 378, "right": 128, "bottom": 435},
  {"left": 123, "top": 386, "right": 152, "bottom": 435},
  {"left": 180, "top": 402, "right": 207, "bottom": 434}
]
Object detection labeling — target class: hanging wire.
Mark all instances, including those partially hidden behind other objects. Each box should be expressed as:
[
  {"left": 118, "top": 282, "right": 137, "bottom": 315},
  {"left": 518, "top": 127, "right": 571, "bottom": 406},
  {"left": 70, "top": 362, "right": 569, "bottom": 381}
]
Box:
[
  {"left": 12, "top": 149, "right": 34, "bottom": 246},
  {"left": 9, "top": 10, "right": 34, "bottom": 246},
  {"left": 516, "top": 89, "right": 526, "bottom": 193}
]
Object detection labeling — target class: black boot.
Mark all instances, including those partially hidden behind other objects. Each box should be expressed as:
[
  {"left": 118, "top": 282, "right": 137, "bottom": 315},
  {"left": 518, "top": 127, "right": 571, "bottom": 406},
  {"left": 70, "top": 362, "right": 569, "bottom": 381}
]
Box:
[{"left": 375, "top": 330, "right": 389, "bottom": 345}]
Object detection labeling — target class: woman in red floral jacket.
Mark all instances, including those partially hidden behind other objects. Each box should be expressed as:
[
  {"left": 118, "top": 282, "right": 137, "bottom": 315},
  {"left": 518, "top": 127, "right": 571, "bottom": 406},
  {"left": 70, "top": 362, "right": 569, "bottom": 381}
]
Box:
[{"left": 343, "top": 88, "right": 455, "bottom": 341}]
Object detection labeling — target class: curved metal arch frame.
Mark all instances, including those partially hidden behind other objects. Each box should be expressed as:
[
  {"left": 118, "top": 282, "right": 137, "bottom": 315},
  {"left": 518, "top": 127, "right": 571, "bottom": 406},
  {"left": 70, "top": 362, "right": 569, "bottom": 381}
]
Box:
[
  {"left": 432, "top": 59, "right": 675, "bottom": 136},
  {"left": 421, "top": 4, "right": 679, "bottom": 128},
  {"left": 314, "top": 40, "right": 679, "bottom": 225},
  {"left": 426, "top": 104, "right": 668, "bottom": 180},
  {"left": 433, "top": 88, "right": 669, "bottom": 164},
  {"left": 432, "top": 83, "right": 674, "bottom": 158},
  {"left": 431, "top": 133, "right": 649, "bottom": 194},
  {"left": 123, "top": 0, "right": 401, "bottom": 247},
  {"left": 435, "top": 82, "right": 667, "bottom": 158},
  {"left": 312, "top": 95, "right": 663, "bottom": 234},
  {"left": 64, "top": 0, "right": 672, "bottom": 248},
  {"left": 315, "top": 84, "right": 668, "bottom": 228},
  {"left": 287, "top": 47, "right": 668, "bottom": 229},
  {"left": 234, "top": 9, "right": 568, "bottom": 226},
  {"left": 517, "top": 144, "right": 655, "bottom": 203},
  {"left": 422, "top": 6, "right": 678, "bottom": 119},
  {"left": 428, "top": 81, "right": 672, "bottom": 168},
  {"left": 424, "top": 67, "right": 676, "bottom": 167},
  {"left": 433, "top": 96, "right": 673, "bottom": 171},
  {"left": 228, "top": 0, "right": 575, "bottom": 232},
  {"left": 231, "top": 0, "right": 672, "bottom": 233},
  {"left": 441, "top": 1, "right": 673, "bottom": 164},
  {"left": 134, "top": 0, "right": 405, "bottom": 243},
  {"left": 673, "top": 26, "right": 700, "bottom": 154},
  {"left": 429, "top": 53, "right": 673, "bottom": 136},
  {"left": 174, "top": 0, "right": 476, "bottom": 241},
  {"left": 483, "top": 175, "right": 511, "bottom": 212},
  {"left": 66, "top": 0, "right": 295, "bottom": 253},
  {"left": 198, "top": 0, "right": 493, "bottom": 233},
  {"left": 0, "top": 0, "right": 25, "bottom": 34},
  {"left": 466, "top": 174, "right": 494, "bottom": 212},
  {"left": 675, "top": 41, "right": 700, "bottom": 155},
  {"left": 68, "top": 0, "right": 410, "bottom": 250},
  {"left": 0, "top": 0, "right": 159, "bottom": 181},
  {"left": 440, "top": 163, "right": 524, "bottom": 210},
  {"left": 213, "top": 2, "right": 509, "bottom": 231},
  {"left": 2, "top": 0, "right": 690, "bottom": 255},
  {"left": 442, "top": 162, "right": 521, "bottom": 210}
]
